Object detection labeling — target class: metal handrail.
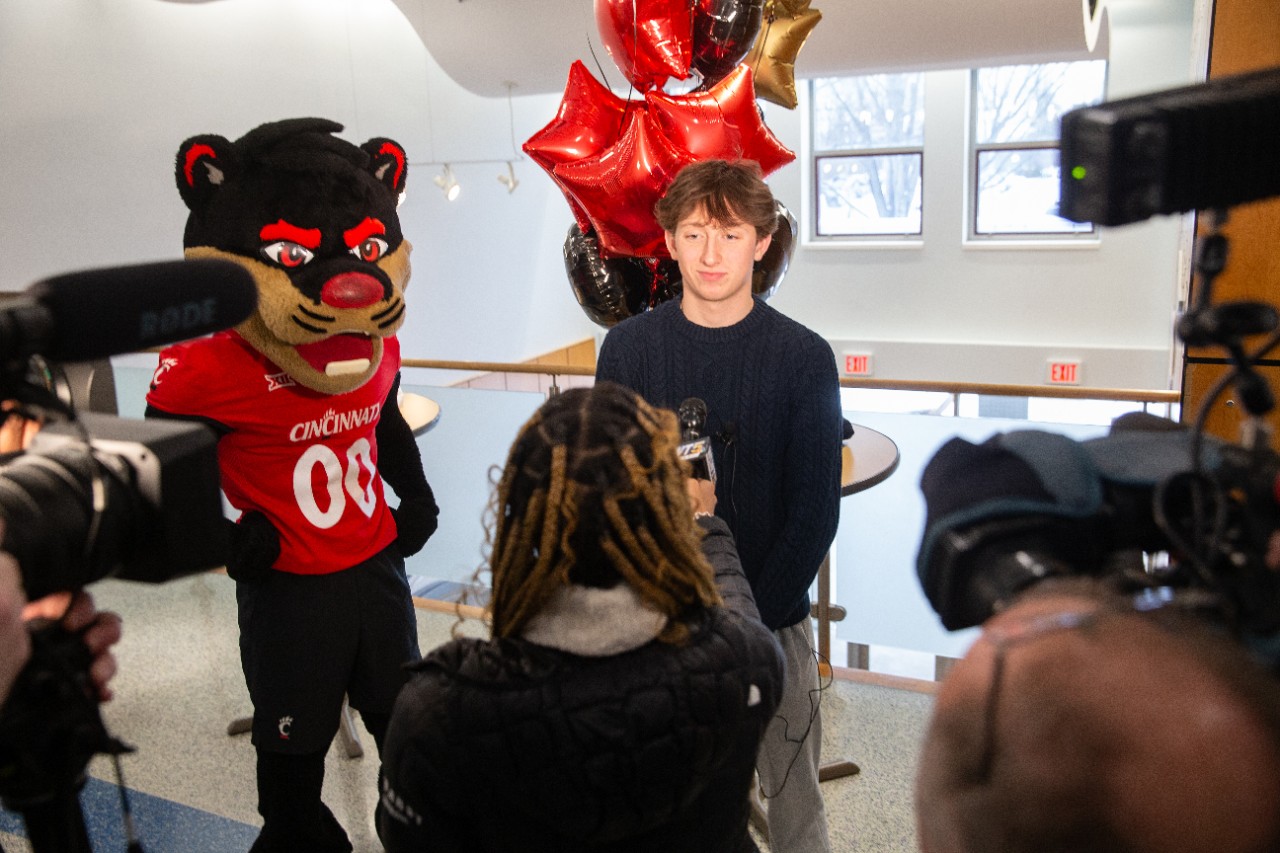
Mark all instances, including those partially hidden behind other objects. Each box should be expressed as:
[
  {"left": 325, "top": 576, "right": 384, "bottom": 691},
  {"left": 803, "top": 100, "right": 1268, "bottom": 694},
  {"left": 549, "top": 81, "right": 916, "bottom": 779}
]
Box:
[{"left": 400, "top": 358, "right": 1181, "bottom": 404}]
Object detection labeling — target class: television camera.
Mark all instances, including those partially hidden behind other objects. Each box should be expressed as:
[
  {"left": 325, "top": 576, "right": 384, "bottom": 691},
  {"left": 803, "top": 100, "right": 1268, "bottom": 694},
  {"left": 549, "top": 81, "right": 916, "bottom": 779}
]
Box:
[
  {"left": 917, "top": 66, "right": 1280, "bottom": 663},
  {"left": 0, "top": 258, "right": 256, "bottom": 852}
]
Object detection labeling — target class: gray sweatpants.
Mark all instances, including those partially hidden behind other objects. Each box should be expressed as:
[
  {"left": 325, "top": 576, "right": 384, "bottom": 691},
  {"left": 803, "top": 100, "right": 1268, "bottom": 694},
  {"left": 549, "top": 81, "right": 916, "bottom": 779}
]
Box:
[{"left": 756, "top": 616, "right": 832, "bottom": 852}]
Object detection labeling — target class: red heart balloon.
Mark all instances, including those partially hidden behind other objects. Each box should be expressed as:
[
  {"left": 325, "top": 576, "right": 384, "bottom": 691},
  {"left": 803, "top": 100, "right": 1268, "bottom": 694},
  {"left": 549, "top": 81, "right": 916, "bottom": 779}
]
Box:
[
  {"left": 553, "top": 108, "right": 696, "bottom": 258},
  {"left": 594, "top": 0, "right": 694, "bottom": 91},
  {"left": 647, "top": 64, "right": 795, "bottom": 176}
]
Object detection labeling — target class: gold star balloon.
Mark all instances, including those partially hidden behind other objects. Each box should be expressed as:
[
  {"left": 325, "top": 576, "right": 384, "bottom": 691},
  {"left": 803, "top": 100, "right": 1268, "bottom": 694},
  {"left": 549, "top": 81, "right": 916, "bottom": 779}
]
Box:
[{"left": 746, "top": 0, "right": 822, "bottom": 109}]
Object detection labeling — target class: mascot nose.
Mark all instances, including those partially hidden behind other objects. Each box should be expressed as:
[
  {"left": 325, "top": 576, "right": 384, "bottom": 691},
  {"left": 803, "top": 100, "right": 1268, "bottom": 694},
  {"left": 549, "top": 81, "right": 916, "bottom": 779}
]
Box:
[{"left": 321, "top": 272, "right": 386, "bottom": 309}]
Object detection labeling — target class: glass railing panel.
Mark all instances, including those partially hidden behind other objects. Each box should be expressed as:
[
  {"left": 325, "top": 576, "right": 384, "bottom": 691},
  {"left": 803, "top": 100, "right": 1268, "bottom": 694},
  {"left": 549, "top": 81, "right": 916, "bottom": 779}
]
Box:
[{"left": 832, "top": 410, "right": 1112, "bottom": 663}]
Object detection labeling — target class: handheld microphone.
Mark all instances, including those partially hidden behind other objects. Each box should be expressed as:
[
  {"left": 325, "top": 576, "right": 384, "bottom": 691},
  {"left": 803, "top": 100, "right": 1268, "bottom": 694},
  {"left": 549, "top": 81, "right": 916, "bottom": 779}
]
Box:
[
  {"left": 0, "top": 258, "right": 259, "bottom": 364},
  {"left": 676, "top": 397, "right": 716, "bottom": 482}
]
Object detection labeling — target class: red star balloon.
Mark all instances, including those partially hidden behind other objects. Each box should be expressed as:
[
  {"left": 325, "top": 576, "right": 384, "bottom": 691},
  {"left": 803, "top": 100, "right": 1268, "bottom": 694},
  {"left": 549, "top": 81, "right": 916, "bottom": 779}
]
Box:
[
  {"left": 553, "top": 108, "right": 696, "bottom": 258},
  {"left": 524, "top": 61, "right": 639, "bottom": 232},
  {"left": 595, "top": 0, "right": 693, "bottom": 92},
  {"left": 647, "top": 64, "right": 795, "bottom": 176}
]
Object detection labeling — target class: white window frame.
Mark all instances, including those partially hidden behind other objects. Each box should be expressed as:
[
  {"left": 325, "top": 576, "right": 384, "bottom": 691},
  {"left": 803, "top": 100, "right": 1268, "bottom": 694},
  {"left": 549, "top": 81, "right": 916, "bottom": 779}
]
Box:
[
  {"left": 805, "top": 73, "right": 926, "bottom": 245},
  {"left": 965, "top": 60, "right": 1108, "bottom": 245}
]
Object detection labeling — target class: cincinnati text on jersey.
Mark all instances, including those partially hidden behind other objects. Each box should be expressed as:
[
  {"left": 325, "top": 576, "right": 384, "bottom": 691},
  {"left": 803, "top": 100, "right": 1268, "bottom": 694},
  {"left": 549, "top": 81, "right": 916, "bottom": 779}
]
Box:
[{"left": 289, "top": 403, "right": 383, "bottom": 442}]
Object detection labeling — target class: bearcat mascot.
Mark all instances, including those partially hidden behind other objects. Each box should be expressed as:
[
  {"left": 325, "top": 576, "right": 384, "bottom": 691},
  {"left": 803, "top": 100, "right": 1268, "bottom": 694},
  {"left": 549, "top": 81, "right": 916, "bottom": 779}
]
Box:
[{"left": 146, "top": 117, "right": 438, "bottom": 852}]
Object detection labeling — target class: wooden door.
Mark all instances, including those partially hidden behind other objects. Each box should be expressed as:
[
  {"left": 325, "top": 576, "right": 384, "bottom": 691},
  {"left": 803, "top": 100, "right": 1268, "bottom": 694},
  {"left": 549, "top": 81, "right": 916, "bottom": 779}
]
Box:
[{"left": 1179, "top": 0, "right": 1280, "bottom": 443}]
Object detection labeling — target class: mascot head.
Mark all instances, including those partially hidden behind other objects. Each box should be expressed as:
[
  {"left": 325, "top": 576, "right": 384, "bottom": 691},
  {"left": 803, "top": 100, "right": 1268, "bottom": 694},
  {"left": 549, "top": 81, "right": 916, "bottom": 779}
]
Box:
[{"left": 176, "top": 118, "right": 410, "bottom": 395}]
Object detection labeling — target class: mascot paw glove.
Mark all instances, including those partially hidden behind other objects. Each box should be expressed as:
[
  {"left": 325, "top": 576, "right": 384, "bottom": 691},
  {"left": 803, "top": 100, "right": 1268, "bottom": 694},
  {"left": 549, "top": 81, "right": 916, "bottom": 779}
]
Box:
[
  {"left": 225, "top": 512, "right": 281, "bottom": 583},
  {"left": 391, "top": 494, "right": 440, "bottom": 558}
]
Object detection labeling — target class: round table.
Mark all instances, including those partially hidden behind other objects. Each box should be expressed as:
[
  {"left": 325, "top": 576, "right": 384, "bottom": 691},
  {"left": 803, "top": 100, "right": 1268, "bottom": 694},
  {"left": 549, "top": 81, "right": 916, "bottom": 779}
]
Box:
[
  {"left": 399, "top": 391, "right": 441, "bottom": 436},
  {"left": 820, "top": 423, "right": 900, "bottom": 781},
  {"left": 840, "top": 422, "right": 901, "bottom": 496},
  {"left": 822, "top": 424, "right": 901, "bottom": 647}
]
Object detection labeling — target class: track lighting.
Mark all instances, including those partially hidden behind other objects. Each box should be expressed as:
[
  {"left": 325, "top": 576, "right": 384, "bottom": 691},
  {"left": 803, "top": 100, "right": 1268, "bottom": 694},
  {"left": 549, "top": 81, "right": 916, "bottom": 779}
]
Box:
[
  {"left": 433, "top": 164, "right": 460, "bottom": 201},
  {"left": 498, "top": 161, "right": 519, "bottom": 194}
]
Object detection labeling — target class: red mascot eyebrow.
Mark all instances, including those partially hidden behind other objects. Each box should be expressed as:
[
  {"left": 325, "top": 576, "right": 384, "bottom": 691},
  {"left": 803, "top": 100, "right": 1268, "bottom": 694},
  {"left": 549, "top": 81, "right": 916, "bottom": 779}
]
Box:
[
  {"left": 344, "top": 217, "right": 386, "bottom": 248},
  {"left": 260, "top": 220, "right": 322, "bottom": 249}
]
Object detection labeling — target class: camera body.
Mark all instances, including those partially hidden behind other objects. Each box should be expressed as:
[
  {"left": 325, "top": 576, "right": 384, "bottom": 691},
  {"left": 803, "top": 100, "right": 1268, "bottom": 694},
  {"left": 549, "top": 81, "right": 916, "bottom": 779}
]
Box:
[
  {"left": 917, "top": 424, "right": 1280, "bottom": 641},
  {"left": 1058, "top": 65, "right": 1280, "bottom": 225},
  {"left": 0, "top": 411, "right": 228, "bottom": 600}
]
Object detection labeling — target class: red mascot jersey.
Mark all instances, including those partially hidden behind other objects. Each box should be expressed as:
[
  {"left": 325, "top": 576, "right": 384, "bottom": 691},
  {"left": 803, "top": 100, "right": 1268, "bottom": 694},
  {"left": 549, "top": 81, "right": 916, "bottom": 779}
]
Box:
[{"left": 147, "top": 331, "right": 400, "bottom": 575}]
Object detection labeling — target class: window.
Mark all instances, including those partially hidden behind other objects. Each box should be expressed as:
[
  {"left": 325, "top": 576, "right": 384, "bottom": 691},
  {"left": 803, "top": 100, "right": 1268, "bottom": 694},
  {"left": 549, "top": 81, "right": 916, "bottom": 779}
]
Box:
[
  {"left": 810, "top": 73, "right": 924, "bottom": 239},
  {"left": 970, "top": 61, "right": 1107, "bottom": 238}
]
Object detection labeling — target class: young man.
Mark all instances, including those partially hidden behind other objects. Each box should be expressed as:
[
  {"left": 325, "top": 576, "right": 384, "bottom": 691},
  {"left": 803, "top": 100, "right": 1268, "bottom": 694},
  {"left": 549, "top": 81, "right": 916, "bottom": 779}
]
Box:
[{"left": 596, "top": 159, "right": 842, "bottom": 853}]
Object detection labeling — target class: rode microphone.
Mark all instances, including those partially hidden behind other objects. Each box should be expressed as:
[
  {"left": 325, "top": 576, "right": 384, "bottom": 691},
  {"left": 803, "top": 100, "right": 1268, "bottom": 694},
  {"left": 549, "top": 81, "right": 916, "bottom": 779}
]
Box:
[
  {"left": 0, "top": 258, "right": 259, "bottom": 364},
  {"left": 676, "top": 397, "right": 716, "bottom": 482}
]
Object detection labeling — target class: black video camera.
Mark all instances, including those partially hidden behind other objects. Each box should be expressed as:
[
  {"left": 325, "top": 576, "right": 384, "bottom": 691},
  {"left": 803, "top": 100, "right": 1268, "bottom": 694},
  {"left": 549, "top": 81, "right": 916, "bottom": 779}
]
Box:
[
  {"left": 916, "top": 421, "right": 1280, "bottom": 641},
  {"left": 917, "top": 67, "right": 1280, "bottom": 660},
  {"left": 0, "top": 258, "right": 255, "bottom": 851}
]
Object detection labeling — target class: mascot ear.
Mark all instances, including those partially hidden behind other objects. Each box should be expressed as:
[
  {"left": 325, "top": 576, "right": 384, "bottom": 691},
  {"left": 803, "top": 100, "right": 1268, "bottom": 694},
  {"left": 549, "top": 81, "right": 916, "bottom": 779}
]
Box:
[
  {"left": 176, "top": 134, "right": 238, "bottom": 213},
  {"left": 361, "top": 138, "right": 408, "bottom": 197}
]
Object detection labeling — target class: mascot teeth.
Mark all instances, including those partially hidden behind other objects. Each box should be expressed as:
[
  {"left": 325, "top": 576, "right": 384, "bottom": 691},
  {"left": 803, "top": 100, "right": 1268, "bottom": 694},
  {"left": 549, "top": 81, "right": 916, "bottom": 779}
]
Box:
[{"left": 326, "top": 358, "right": 373, "bottom": 377}]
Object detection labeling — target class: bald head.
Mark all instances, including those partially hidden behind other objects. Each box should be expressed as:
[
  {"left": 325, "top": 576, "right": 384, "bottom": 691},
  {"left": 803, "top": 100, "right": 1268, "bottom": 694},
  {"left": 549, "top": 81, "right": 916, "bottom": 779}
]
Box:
[{"left": 916, "top": 580, "right": 1280, "bottom": 853}]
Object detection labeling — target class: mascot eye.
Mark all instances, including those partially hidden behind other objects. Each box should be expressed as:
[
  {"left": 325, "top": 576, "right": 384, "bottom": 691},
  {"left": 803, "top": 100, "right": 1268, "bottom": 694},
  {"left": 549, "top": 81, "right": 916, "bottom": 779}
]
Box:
[
  {"left": 351, "top": 237, "right": 389, "bottom": 263},
  {"left": 262, "top": 241, "right": 315, "bottom": 269}
]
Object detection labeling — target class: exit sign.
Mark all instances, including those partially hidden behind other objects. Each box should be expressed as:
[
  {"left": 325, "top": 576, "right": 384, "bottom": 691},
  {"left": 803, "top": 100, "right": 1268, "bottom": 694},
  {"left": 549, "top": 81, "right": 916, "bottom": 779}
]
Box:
[
  {"left": 844, "top": 353, "right": 874, "bottom": 376},
  {"left": 1047, "top": 359, "right": 1081, "bottom": 385}
]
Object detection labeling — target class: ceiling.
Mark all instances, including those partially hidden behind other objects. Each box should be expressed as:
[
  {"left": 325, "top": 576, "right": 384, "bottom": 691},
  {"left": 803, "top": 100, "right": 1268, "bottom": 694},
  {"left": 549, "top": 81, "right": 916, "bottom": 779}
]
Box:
[{"left": 391, "top": 0, "right": 1108, "bottom": 98}]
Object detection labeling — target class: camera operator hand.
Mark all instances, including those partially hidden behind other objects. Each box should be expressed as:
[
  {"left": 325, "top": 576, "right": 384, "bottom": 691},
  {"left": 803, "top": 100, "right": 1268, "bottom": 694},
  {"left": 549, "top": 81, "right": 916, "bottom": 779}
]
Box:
[
  {"left": 0, "top": 401, "right": 42, "bottom": 455},
  {"left": 0, "top": 541, "right": 123, "bottom": 708},
  {"left": 0, "top": 551, "right": 31, "bottom": 706},
  {"left": 23, "top": 590, "right": 123, "bottom": 703}
]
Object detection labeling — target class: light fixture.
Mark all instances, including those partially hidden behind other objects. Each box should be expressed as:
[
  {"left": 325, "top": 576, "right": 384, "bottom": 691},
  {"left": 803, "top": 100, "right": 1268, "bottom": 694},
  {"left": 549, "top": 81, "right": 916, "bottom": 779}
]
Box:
[
  {"left": 433, "top": 164, "right": 460, "bottom": 201},
  {"left": 498, "top": 161, "right": 519, "bottom": 193}
]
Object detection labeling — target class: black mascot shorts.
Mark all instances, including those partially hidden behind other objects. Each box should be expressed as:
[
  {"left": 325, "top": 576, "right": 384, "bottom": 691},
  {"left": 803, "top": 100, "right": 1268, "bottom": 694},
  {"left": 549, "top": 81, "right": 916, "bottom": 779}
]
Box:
[{"left": 235, "top": 544, "right": 420, "bottom": 754}]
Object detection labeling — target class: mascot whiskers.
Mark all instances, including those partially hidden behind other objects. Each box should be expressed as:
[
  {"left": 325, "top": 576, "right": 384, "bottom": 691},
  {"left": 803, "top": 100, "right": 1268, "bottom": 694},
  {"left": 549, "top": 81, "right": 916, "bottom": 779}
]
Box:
[{"left": 146, "top": 117, "right": 437, "bottom": 853}]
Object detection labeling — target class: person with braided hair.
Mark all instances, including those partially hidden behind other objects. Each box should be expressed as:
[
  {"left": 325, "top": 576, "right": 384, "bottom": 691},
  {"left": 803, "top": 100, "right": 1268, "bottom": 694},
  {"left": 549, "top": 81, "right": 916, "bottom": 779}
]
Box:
[{"left": 376, "top": 382, "right": 784, "bottom": 853}]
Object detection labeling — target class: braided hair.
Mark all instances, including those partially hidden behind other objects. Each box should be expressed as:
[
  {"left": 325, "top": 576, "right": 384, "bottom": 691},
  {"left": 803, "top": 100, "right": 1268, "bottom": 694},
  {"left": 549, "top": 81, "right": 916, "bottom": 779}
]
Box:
[{"left": 482, "top": 382, "right": 721, "bottom": 644}]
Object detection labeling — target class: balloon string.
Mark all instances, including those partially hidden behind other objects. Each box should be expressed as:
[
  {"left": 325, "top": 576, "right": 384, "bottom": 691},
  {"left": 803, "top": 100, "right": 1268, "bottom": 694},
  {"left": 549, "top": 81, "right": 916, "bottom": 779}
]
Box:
[{"left": 747, "top": 5, "right": 775, "bottom": 73}]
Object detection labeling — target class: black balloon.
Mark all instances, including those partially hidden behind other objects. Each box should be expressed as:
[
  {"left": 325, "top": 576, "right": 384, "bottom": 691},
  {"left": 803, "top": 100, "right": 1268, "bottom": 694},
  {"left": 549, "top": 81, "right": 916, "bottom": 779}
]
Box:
[
  {"left": 691, "top": 0, "right": 765, "bottom": 87},
  {"left": 563, "top": 224, "right": 680, "bottom": 327},
  {"left": 752, "top": 200, "right": 797, "bottom": 301}
]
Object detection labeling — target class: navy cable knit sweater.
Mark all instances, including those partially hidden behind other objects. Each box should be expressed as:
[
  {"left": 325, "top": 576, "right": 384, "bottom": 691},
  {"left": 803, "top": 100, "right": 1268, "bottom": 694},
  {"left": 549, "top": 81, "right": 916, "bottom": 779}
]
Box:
[{"left": 597, "top": 298, "right": 842, "bottom": 630}]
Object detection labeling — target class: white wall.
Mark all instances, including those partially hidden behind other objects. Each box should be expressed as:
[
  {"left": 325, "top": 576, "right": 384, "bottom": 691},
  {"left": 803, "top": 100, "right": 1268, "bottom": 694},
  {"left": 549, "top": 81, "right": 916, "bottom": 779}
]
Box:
[
  {"left": 0, "top": 0, "right": 1200, "bottom": 390},
  {"left": 735, "top": 0, "right": 1201, "bottom": 390},
  {"left": 0, "top": 0, "right": 598, "bottom": 373}
]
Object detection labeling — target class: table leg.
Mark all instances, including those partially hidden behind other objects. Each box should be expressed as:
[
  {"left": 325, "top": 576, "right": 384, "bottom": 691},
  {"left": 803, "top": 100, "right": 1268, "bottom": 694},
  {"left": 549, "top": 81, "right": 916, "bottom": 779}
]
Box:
[{"left": 815, "top": 552, "right": 860, "bottom": 780}]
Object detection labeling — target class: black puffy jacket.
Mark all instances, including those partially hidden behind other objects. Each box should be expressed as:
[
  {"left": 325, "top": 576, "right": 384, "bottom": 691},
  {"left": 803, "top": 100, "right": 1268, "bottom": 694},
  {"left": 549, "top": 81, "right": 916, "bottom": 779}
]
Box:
[{"left": 378, "top": 518, "right": 784, "bottom": 852}]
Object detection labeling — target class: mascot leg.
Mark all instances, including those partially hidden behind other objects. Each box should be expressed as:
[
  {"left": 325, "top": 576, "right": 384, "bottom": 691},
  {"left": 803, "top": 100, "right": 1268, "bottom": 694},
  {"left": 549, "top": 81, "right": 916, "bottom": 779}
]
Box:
[{"left": 251, "top": 747, "right": 353, "bottom": 853}]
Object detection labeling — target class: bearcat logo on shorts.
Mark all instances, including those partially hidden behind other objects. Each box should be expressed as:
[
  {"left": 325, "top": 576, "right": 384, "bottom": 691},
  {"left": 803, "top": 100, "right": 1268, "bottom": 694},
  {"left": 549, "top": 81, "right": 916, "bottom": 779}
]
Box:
[{"left": 278, "top": 715, "right": 293, "bottom": 740}]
